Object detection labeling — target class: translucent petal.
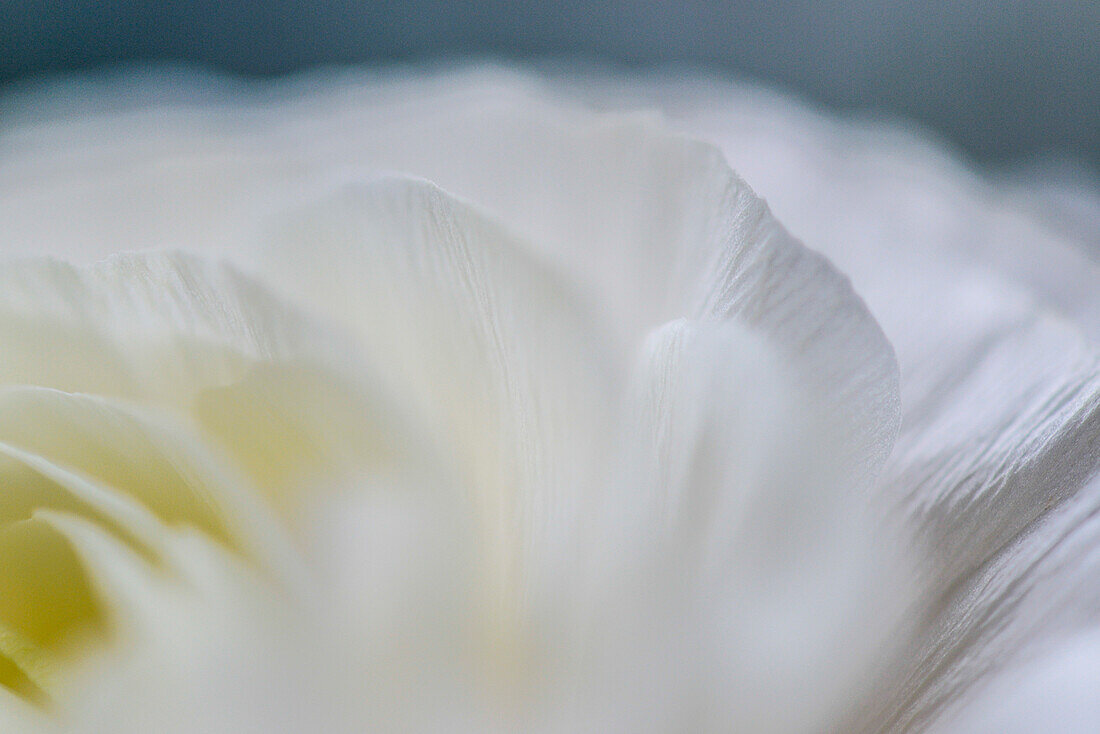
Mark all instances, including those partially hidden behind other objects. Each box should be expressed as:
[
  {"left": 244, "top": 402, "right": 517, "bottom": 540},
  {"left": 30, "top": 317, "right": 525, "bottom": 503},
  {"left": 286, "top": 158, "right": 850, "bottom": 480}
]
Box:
[
  {"left": 257, "top": 176, "right": 620, "bottom": 617},
  {"left": 576, "top": 319, "right": 910, "bottom": 732},
  {"left": 0, "top": 251, "right": 324, "bottom": 402},
  {"left": 0, "top": 69, "right": 916, "bottom": 730},
  {"left": 1, "top": 71, "right": 901, "bottom": 486},
  {"left": 0, "top": 389, "right": 300, "bottom": 702},
  {"left": 0, "top": 252, "right": 421, "bottom": 705}
]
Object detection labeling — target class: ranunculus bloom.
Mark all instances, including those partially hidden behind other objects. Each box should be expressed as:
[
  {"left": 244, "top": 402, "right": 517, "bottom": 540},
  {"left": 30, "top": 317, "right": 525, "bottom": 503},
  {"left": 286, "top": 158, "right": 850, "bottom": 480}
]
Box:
[{"left": 0, "top": 66, "right": 1097, "bottom": 733}]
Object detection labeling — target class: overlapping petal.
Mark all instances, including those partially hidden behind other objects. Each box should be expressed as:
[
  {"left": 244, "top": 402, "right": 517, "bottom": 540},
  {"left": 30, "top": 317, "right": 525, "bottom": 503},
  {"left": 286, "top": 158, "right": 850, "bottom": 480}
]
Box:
[
  {"left": 1, "top": 69, "right": 900, "bottom": 485},
  {"left": 0, "top": 251, "right": 438, "bottom": 705},
  {"left": 8, "top": 65, "right": 1091, "bottom": 734},
  {"left": 620, "top": 75, "right": 1100, "bottom": 730}
]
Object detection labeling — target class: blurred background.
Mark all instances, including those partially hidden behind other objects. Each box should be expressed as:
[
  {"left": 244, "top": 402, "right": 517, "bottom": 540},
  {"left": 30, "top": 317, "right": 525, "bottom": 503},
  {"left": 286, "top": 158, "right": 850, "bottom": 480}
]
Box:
[{"left": 1, "top": 0, "right": 1097, "bottom": 170}]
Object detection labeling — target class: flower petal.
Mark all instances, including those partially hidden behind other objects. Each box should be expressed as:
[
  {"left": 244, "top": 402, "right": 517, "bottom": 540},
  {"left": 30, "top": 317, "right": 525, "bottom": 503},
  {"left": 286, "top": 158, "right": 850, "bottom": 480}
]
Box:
[
  {"left": 256, "top": 176, "right": 620, "bottom": 615},
  {"left": 0, "top": 251, "right": 322, "bottom": 401},
  {"left": 1, "top": 70, "right": 916, "bottom": 730},
  {"left": 0, "top": 251, "right": 438, "bottom": 705},
  {"left": 43, "top": 485, "right": 484, "bottom": 732},
  {"left": 0, "top": 249, "right": 433, "bottom": 511},
  {"left": 0, "top": 388, "right": 300, "bottom": 702},
  {"left": 577, "top": 319, "right": 910, "bottom": 732},
  {"left": 875, "top": 472, "right": 1100, "bottom": 731},
  {"left": 929, "top": 628, "right": 1100, "bottom": 733},
  {"left": 600, "top": 75, "right": 1100, "bottom": 730},
  {"left": 2, "top": 70, "right": 901, "bottom": 487},
  {"left": 631, "top": 78, "right": 1100, "bottom": 563},
  {"left": 589, "top": 72, "right": 1100, "bottom": 336}
]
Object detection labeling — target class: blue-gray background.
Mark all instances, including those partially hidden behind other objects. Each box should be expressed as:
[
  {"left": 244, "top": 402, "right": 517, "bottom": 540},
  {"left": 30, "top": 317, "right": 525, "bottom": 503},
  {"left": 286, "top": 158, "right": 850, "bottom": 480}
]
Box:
[{"left": 2, "top": 0, "right": 1097, "bottom": 169}]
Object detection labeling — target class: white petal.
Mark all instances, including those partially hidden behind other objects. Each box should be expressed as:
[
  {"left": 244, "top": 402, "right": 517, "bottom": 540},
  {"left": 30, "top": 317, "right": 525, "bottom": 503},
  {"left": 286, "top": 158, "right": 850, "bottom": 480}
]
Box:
[
  {"left": 621, "top": 78, "right": 1100, "bottom": 563},
  {"left": 929, "top": 628, "right": 1100, "bottom": 733},
  {"left": 191, "top": 360, "right": 442, "bottom": 517},
  {"left": 0, "top": 251, "right": 324, "bottom": 401},
  {"left": 0, "top": 387, "right": 309, "bottom": 700},
  {"left": 559, "top": 77, "right": 1100, "bottom": 563},
  {"left": 0, "top": 80, "right": 319, "bottom": 261},
  {"left": 874, "top": 472, "right": 1100, "bottom": 731},
  {"left": 0, "top": 251, "right": 431, "bottom": 704},
  {"left": 572, "top": 319, "right": 909, "bottom": 732},
  {"left": 49, "top": 496, "right": 485, "bottom": 734},
  {"left": 0, "top": 249, "right": 433, "bottom": 508},
  {"left": 2, "top": 69, "right": 900, "bottom": 485},
  {"left": 2, "top": 75, "right": 913, "bottom": 731},
  {"left": 887, "top": 308, "right": 1100, "bottom": 583},
  {"left": 596, "top": 74, "right": 1100, "bottom": 730},
  {"left": 586, "top": 72, "right": 1100, "bottom": 336},
  {"left": 257, "top": 175, "right": 619, "bottom": 615}
]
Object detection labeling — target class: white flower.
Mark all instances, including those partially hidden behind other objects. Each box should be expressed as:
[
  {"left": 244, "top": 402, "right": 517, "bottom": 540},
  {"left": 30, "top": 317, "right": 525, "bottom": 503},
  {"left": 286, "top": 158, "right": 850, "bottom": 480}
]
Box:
[{"left": 0, "top": 65, "right": 1097, "bottom": 733}]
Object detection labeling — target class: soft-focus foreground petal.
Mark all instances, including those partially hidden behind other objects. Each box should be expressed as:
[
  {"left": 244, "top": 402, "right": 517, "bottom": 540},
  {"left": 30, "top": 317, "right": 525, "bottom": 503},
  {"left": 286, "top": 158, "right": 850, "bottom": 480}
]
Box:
[
  {"left": 0, "top": 251, "right": 442, "bottom": 707},
  {"left": 44, "top": 498, "right": 484, "bottom": 734},
  {"left": 0, "top": 251, "right": 325, "bottom": 400},
  {"left": 0, "top": 248, "right": 436, "bottom": 510},
  {"left": 41, "top": 322, "right": 906, "bottom": 734},
  {"left": 0, "top": 249, "right": 421, "bottom": 516}
]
